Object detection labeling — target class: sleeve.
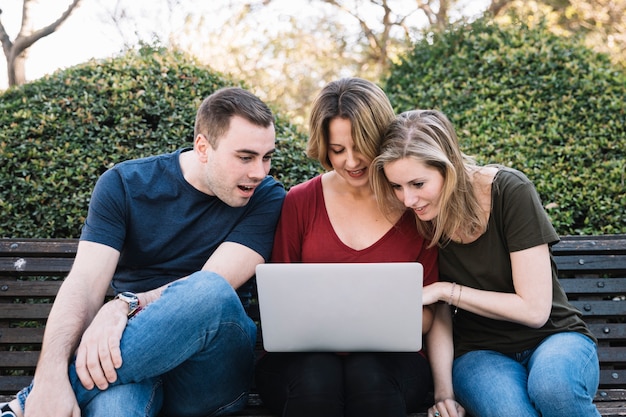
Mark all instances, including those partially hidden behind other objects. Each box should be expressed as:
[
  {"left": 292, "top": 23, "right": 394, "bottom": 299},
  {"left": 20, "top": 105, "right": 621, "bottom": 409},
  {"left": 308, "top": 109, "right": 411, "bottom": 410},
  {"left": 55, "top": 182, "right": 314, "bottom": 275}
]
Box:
[
  {"left": 419, "top": 243, "right": 439, "bottom": 286},
  {"left": 80, "top": 168, "right": 127, "bottom": 251},
  {"left": 499, "top": 170, "right": 559, "bottom": 252},
  {"left": 270, "top": 186, "right": 306, "bottom": 262},
  {"left": 225, "top": 176, "right": 286, "bottom": 262}
]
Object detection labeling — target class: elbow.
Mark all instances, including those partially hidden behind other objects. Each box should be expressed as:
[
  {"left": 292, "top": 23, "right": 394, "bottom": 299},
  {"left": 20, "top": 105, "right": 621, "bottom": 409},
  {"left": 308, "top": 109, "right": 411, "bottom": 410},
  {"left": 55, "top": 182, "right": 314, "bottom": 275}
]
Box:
[{"left": 523, "top": 308, "right": 551, "bottom": 329}]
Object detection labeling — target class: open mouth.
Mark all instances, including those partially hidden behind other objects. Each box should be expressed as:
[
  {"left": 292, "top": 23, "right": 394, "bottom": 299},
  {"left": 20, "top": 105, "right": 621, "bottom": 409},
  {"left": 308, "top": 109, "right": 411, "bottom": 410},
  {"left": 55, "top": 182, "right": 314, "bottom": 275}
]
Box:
[
  {"left": 239, "top": 185, "right": 255, "bottom": 192},
  {"left": 348, "top": 168, "right": 366, "bottom": 177}
]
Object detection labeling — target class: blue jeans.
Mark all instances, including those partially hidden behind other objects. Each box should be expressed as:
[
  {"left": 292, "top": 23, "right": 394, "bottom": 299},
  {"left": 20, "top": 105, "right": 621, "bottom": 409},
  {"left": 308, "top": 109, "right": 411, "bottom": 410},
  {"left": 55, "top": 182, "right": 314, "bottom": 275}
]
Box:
[
  {"left": 452, "top": 332, "right": 600, "bottom": 417},
  {"left": 17, "top": 271, "right": 258, "bottom": 417}
]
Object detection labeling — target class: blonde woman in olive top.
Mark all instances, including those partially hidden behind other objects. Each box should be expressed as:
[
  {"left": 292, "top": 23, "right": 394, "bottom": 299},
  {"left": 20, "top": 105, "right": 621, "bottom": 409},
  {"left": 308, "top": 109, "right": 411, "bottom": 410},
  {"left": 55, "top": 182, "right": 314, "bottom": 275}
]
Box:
[{"left": 371, "top": 109, "right": 600, "bottom": 417}]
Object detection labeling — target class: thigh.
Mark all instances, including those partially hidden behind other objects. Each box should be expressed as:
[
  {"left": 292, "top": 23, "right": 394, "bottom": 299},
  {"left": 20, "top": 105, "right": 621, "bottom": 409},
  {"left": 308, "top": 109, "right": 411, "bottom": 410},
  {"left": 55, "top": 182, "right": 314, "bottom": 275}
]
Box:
[
  {"left": 528, "top": 332, "right": 601, "bottom": 417},
  {"left": 255, "top": 353, "right": 344, "bottom": 417},
  {"left": 453, "top": 350, "right": 538, "bottom": 417},
  {"left": 160, "top": 318, "right": 258, "bottom": 417},
  {"left": 82, "top": 378, "right": 163, "bottom": 417},
  {"left": 344, "top": 353, "right": 432, "bottom": 417}
]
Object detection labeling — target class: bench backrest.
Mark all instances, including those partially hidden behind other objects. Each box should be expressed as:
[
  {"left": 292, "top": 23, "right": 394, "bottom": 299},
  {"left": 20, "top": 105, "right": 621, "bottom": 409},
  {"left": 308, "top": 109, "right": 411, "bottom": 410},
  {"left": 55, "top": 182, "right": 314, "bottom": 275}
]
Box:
[{"left": 0, "top": 236, "right": 624, "bottom": 396}]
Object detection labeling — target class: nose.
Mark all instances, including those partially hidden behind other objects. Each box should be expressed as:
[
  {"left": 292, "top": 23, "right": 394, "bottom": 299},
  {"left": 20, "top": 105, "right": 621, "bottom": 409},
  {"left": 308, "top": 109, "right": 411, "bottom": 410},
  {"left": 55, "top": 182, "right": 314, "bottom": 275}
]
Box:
[
  {"left": 249, "top": 159, "right": 269, "bottom": 180},
  {"left": 346, "top": 150, "right": 362, "bottom": 168},
  {"left": 402, "top": 188, "right": 419, "bottom": 208}
]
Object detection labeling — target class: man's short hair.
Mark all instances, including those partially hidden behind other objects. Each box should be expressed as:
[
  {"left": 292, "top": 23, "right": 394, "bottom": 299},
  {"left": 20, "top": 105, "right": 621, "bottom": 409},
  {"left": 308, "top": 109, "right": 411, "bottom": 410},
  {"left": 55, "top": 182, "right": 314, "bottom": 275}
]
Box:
[{"left": 194, "top": 87, "right": 274, "bottom": 147}]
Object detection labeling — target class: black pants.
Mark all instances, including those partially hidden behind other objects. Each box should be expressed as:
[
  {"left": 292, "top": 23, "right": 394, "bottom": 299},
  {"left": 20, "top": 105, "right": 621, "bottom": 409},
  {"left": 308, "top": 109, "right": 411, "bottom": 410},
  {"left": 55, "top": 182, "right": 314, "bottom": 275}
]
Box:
[{"left": 254, "top": 352, "right": 433, "bottom": 417}]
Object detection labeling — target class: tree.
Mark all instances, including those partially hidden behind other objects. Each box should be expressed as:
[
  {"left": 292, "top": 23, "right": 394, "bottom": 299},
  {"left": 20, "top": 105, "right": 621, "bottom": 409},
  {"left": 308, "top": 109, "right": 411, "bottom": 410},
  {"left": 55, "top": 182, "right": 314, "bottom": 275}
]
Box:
[
  {"left": 0, "top": 0, "right": 82, "bottom": 87},
  {"left": 174, "top": 3, "right": 369, "bottom": 126},
  {"left": 487, "top": 0, "right": 626, "bottom": 67},
  {"left": 316, "top": 0, "right": 474, "bottom": 77}
]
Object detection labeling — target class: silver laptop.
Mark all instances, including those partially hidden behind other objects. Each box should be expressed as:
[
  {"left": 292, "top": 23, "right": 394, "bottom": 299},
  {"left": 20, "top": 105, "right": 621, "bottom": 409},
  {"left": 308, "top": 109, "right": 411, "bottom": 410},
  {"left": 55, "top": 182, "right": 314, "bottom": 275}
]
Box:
[{"left": 255, "top": 262, "right": 423, "bottom": 352}]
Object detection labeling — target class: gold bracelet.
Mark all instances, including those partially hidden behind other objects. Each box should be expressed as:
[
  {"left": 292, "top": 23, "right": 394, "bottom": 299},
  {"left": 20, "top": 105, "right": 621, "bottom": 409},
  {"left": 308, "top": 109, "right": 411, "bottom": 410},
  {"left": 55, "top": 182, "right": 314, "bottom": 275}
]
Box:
[{"left": 448, "top": 282, "right": 456, "bottom": 305}]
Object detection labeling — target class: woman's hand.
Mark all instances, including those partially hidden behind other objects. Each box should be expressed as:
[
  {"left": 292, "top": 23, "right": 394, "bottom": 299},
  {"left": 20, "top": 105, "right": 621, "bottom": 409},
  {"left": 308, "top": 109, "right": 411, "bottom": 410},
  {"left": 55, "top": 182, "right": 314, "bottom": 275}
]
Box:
[
  {"left": 423, "top": 281, "right": 448, "bottom": 306},
  {"left": 429, "top": 398, "right": 465, "bottom": 417}
]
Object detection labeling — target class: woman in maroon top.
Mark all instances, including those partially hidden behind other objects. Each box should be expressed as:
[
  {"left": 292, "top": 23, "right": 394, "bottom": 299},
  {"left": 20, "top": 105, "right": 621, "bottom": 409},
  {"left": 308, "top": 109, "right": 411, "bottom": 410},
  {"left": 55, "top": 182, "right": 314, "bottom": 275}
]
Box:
[{"left": 254, "top": 78, "right": 464, "bottom": 417}]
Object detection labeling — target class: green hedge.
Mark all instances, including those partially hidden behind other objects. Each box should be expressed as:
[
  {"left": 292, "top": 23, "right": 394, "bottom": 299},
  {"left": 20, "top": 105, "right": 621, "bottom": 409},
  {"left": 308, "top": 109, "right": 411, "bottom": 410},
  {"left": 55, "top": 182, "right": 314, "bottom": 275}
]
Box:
[
  {"left": 0, "top": 46, "right": 320, "bottom": 238},
  {"left": 384, "top": 19, "right": 626, "bottom": 235}
]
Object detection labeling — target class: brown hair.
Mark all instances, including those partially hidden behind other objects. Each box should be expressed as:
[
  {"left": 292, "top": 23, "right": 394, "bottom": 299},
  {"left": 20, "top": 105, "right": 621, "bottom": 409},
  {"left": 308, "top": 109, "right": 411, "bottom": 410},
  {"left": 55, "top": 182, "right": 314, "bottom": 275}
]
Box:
[
  {"left": 194, "top": 87, "right": 274, "bottom": 148},
  {"left": 307, "top": 78, "right": 395, "bottom": 170}
]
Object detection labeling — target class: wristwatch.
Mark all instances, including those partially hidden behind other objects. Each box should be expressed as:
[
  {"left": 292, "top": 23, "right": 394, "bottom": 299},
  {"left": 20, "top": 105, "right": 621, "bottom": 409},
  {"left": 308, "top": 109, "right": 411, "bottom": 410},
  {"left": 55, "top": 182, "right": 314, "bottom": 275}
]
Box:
[{"left": 114, "top": 291, "right": 141, "bottom": 318}]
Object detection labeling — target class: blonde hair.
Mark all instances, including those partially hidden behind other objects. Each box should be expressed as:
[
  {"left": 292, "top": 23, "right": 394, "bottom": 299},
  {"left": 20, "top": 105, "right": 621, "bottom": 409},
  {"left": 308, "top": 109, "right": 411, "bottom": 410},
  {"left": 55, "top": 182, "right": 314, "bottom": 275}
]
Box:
[
  {"left": 371, "top": 110, "right": 485, "bottom": 247},
  {"left": 307, "top": 78, "right": 395, "bottom": 170}
]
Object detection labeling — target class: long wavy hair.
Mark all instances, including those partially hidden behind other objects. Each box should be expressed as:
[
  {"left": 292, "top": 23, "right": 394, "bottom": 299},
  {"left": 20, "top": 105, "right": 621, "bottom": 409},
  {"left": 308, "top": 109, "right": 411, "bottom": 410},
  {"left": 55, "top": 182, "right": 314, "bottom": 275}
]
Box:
[{"left": 371, "top": 109, "right": 485, "bottom": 248}]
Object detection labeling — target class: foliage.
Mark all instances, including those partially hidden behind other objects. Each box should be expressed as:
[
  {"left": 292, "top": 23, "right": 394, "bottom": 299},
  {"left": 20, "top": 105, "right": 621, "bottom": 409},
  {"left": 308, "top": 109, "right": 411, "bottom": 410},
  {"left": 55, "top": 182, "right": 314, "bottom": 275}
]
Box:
[
  {"left": 0, "top": 45, "right": 320, "bottom": 238},
  {"left": 490, "top": 0, "right": 626, "bottom": 69},
  {"left": 384, "top": 18, "right": 626, "bottom": 235}
]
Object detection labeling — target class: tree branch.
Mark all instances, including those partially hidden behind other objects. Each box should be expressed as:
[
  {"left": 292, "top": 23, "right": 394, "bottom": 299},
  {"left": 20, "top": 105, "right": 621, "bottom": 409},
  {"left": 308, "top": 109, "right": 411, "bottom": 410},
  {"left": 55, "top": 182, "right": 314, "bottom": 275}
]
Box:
[
  {"left": 0, "top": 9, "right": 14, "bottom": 58},
  {"left": 12, "top": 0, "right": 82, "bottom": 55}
]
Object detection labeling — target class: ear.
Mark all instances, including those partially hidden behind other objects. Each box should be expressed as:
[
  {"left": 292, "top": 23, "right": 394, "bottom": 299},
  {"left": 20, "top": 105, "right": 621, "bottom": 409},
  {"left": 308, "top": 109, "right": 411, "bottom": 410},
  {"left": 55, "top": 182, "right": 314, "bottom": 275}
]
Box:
[{"left": 194, "top": 134, "right": 210, "bottom": 162}]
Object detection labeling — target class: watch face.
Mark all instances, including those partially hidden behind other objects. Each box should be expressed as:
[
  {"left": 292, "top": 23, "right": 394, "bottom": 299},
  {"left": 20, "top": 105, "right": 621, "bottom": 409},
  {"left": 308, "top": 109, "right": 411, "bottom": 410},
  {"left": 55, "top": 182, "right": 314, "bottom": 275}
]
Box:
[{"left": 117, "top": 292, "right": 139, "bottom": 311}]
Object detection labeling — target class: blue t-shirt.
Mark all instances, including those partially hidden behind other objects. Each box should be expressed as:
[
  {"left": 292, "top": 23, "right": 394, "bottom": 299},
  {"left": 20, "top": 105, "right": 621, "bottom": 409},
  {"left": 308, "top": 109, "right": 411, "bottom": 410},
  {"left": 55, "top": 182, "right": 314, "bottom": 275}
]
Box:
[{"left": 80, "top": 148, "right": 285, "bottom": 293}]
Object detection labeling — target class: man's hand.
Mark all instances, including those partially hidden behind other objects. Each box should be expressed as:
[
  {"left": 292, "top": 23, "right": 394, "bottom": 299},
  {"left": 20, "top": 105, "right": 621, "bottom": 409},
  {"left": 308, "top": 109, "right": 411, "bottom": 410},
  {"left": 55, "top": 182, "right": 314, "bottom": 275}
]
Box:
[
  {"left": 74, "top": 299, "right": 129, "bottom": 390},
  {"left": 24, "top": 378, "right": 80, "bottom": 417}
]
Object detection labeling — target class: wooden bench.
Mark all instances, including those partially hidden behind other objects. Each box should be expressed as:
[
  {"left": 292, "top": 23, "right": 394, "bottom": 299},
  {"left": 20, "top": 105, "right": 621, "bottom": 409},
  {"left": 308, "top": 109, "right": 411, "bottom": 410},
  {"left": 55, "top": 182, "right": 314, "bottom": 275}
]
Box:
[{"left": 0, "top": 236, "right": 625, "bottom": 416}]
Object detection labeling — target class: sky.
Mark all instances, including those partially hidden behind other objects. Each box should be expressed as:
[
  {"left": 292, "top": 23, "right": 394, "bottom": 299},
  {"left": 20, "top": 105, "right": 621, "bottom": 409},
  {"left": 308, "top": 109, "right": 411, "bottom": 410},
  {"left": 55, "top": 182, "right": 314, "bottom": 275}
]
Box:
[
  {"left": 0, "top": 0, "right": 490, "bottom": 90},
  {"left": 0, "top": 0, "right": 121, "bottom": 89}
]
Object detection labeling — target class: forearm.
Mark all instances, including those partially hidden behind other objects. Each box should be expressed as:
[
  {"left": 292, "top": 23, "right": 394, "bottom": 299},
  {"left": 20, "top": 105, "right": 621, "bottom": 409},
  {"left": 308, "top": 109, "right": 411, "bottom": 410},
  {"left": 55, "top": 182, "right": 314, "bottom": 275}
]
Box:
[
  {"left": 34, "top": 280, "right": 102, "bottom": 381},
  {"left": 432, "top": 282, "right": 549, "bottom": 328},
  {"left": 426, "top": 304, "right": 456, "bottom": 401},
  {"left": 422, "top": 305, "right": 435, "bottom": 334}
]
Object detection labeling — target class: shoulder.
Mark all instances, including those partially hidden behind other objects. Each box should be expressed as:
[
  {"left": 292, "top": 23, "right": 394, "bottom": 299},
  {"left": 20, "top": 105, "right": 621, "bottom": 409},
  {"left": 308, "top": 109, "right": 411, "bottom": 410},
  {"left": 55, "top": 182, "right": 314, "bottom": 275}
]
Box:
[
  {"left": 493, "top": 166, "right": 533, "bottom": 187},
  {"left": 108, "top": 149, "right": 183, "bottom": 182},
  {"left": 250, "top": 175, "right": 286, "bottom": 206},
  {"left": 284, "top": 175, "right": 322, "bottom": 200},
  {"left": 289, "top": 175, "right": 322, "bottom": 192}
]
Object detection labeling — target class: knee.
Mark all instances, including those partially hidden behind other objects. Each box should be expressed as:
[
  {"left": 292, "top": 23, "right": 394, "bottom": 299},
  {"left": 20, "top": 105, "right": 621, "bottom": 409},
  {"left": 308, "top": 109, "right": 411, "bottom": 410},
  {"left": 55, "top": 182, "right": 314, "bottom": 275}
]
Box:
[
  {"left": 292, "top": 354, "right": 343, "bottom": 395},
  {"left": 179, "top": 271, "right": 243, "bottom": 314},
  {"left": 528, "top": 371, "right": 595, "bottom": 414}
]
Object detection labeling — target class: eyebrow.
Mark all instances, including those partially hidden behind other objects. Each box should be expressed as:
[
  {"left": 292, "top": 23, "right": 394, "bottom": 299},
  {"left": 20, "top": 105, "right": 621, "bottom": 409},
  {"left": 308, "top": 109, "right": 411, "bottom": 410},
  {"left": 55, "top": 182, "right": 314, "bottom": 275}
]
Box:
[{"left": 236, "top": 148, "right": 276, "bottom": 156}]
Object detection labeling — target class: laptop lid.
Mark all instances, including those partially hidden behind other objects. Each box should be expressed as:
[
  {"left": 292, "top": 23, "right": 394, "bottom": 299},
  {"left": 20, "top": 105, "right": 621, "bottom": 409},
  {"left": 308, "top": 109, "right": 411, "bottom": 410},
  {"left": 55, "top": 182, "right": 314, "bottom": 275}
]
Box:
[{"left": 255, "top": 262, "right": 423, "bottom": 352}]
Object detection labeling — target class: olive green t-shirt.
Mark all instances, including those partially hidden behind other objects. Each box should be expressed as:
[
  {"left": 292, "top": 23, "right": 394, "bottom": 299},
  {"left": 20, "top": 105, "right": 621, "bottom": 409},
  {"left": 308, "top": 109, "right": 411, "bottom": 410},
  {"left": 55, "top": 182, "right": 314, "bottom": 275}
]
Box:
[{"left": 439, "top": 167, "right": 595, "bottom": 358}]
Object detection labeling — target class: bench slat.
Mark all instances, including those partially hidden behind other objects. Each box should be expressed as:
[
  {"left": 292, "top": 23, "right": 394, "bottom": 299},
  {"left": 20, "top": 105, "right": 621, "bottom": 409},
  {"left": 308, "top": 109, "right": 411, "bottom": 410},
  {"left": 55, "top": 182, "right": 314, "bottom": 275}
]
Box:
[
  {"left": 0, "top": 327, "right": 45, "bottom": 344},
  {"left": 0, "top": 258, "right": 74, "bottom": 275},
  {"left": 0, "top": 279, "right": 63, "bottom": 297},
  {"left": 0, "top": 377, "right": 37, "bottom": 395},
  {"left": 570, "top": 300, "right": 626, "bottom": 316},
  {"left": 0, "top": 304, "right": 52, "bottom": 320},
  {"left": 601, "top": 370, "right": 626, "bottom": 387},
  {"left": 0, "top": 239, "right": 78, "bottom": 256},
  {"left": 590, "top": 324, "right": 626, "bottom": 340},
  {"left": 0, "top": 351, "right": 40, "bottom": 368},
  {"left": 598, "top": 347, "right": 626, "bottom": 363},
  {"left": 560, "top": 278, "right": 626, "bottom": 294},
  {"left": 555, "top": 255, "right": 626, "bottom": 274},
  {"left": 552, "top": 236, "right": 626, "bottom": 255}
]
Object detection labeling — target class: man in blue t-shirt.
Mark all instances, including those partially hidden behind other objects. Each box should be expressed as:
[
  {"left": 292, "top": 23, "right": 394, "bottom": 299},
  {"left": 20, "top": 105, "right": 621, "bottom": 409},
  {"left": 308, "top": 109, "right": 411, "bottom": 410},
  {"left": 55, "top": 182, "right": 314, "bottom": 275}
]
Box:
[{"left": 4, "top": 87, "right": 286, "bottom": 417}]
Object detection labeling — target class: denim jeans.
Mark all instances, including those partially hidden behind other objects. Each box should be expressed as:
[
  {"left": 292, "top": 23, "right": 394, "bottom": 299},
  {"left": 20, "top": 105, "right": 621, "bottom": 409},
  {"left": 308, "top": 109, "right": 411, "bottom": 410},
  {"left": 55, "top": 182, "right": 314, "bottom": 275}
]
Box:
[
  {"left": 452, "top": 332, "right": 600, "bottom": 417},
  {"left": 17, "top": 271, "right": 258, "bottom": 417}
]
